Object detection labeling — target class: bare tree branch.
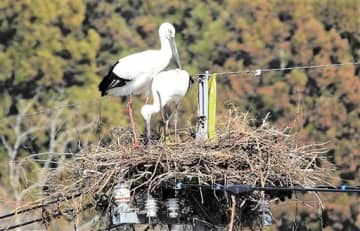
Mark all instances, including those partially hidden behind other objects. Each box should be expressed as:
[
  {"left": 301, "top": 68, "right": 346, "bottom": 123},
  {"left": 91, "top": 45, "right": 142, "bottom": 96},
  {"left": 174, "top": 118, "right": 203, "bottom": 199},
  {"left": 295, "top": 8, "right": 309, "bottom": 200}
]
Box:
[{"left": 0, "top": 134, "right": 13, "bottom": 156}]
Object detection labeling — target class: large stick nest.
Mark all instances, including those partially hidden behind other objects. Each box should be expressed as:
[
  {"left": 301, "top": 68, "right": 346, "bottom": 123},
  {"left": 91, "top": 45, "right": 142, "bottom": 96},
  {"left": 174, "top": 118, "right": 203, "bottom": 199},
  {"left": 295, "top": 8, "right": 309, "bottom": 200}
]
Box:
[{"left": 40, "top": 114, "right": 333, "bottom": 229}]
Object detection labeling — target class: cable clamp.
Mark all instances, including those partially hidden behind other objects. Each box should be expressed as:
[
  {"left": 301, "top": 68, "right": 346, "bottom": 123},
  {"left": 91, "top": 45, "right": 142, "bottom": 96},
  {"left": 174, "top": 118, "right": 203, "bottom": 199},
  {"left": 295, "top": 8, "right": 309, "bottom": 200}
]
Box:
[{"left": 255, "top": 69, "right": 262, "bottom": 77}]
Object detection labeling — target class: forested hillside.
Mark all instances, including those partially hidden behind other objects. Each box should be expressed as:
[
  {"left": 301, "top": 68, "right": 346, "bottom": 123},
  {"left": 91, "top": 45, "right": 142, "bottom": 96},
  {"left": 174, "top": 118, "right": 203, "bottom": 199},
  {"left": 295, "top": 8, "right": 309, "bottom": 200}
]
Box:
[{"left": 0, "top": 0, "right": 359, "bottom": 230}]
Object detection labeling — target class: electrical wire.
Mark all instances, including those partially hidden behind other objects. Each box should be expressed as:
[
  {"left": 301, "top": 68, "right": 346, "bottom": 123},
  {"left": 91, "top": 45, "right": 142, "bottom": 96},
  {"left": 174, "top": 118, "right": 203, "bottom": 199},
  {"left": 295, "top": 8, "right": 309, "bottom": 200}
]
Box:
[
  {"left": 192, "top": 61, "right": 360, "bottom": 77},
  {"left": 0, "top": 192, "right": 82, "bottom": 220},
  {"left": 175, "top": 183, "right": 360, "bottom": 194},
  {"left": 2, "top": 183, "right": 358, "bottom": 230},
  {"left": 227, "top": 185, "right": 360, "bottom": 194},
  {"left": 1, "top": 61, "right": 358, "bottom": 120},
  {"left": 0, "top": 203, "right": 92, "bottom": 231},
  {"left": 0, "top": 217, "right": 43, "bottom": 231}
]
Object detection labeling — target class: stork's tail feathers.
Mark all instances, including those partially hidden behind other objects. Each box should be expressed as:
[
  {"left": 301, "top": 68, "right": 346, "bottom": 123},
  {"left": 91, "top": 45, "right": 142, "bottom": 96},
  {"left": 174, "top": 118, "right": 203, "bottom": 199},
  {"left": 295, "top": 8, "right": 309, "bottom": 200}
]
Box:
[
  {"left": 98, "top": 78, "right": 109, "bottom": 96},
  {"left": 98, "top": 72, "right": 115, "bottom": 96},
  {"left": 187, "top": 75, "right": 195, "bottom": 93},
  {"left": 189, "top": 75, "right": 195, "bottom": 84},
  {"left": 99, "top": 62, "right": 118, "bottom": 96},
  {"left": 98, "top": 61, "right": 129, "bottom": 96}
]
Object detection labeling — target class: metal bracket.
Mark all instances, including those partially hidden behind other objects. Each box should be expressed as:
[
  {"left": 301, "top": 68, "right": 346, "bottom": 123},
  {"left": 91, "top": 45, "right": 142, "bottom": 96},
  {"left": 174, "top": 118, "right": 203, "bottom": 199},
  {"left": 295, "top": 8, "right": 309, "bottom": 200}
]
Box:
[
  {"left": 196, "top": 71, "right": 209, "bottom": 141},
  {"left": 113, "top": 211, "right": 140, "bottom": 224}
]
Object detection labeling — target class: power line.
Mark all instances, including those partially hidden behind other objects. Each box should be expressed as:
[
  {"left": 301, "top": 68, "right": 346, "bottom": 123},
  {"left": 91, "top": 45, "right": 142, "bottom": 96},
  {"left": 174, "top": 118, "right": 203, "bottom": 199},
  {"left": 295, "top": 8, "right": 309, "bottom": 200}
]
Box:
[
  {"left": 193, "top": 61, "right": 360, "bottom": 77},
  {"left": 226, "top": 185, "right": 360, "bottom": 194},
  {"left": 0, "top": 203, "right": 92, "bottom": 231},
  {"left": 0, "top": 217, "right": 43, "bottom": 231},
  {"left": 175, "top": 183, "right": 360, "bottom": 194},
  {"left": 2, "top": 61, "right": 359, "bottom": 120},
  {"left": 2, "top": 184, "right": 359, "bottom": 230},
  {"left": 0, "top": 192, "right": 82, "bottom": 220}
]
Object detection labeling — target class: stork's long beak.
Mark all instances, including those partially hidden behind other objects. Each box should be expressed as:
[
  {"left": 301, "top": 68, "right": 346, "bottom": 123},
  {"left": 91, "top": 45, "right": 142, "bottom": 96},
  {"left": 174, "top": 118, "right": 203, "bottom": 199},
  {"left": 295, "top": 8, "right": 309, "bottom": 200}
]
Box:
[{"left": 169, "top": 37, "right": 182, "bottom": 70}]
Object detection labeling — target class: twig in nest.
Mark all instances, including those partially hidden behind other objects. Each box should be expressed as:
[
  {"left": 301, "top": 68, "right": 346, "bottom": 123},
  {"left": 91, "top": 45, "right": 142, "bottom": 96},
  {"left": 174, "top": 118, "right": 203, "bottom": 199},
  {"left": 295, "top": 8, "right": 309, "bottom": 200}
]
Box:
[{"left": 228, "top": 195, "right": 236, "bottom": 231}]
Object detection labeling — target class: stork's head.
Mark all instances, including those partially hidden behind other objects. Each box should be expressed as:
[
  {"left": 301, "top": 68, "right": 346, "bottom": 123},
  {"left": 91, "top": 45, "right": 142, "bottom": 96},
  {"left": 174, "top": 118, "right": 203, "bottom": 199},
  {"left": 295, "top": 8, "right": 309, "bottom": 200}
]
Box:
[
  {"left": 159, "top": 22, "right": 182, "bottom": 69},
  {"left": 141, "top": 105, "right": 154, "bottom": 122},
  {"left": 158, "top": 22, "right": 182, "bottom": 70},
  {"left": 159, "top": 22, "right": 176, "bottom": 39}
]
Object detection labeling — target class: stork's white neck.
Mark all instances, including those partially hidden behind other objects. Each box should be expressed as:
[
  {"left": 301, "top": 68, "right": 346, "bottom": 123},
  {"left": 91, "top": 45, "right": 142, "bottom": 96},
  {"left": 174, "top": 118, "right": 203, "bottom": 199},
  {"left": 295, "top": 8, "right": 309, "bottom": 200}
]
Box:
[{"left": 159, "top": 35, "right": 173, "bottom": 60}]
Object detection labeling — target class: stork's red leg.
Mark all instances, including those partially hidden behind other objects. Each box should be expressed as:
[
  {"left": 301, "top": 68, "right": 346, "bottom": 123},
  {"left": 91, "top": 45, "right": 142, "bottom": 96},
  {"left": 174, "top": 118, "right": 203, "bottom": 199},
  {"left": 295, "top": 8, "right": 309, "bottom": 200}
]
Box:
[
  {"left": 128, "top": 94, "right": 139, "bottom": 148},
  {"left": 164, "top": 119, "right": 169, "bottom": 139},
  {"left": 174, "top": 107, "right": 178, "bottom": 143}
]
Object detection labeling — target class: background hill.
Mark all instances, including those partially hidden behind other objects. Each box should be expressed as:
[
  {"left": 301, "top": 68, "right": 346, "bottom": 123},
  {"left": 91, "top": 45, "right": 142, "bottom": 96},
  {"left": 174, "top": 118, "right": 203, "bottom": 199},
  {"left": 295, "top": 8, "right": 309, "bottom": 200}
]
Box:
[{"left": 0, "top": 0, "right": 359, "bottom": 230}]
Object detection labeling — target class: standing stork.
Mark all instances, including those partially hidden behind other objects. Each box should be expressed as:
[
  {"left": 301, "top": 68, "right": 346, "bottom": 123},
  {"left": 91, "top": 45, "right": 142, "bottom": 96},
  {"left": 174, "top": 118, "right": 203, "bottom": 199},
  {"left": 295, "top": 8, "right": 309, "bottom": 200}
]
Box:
[
  {"left": 141, "top": 69, "right": 193, "bottom": 144},
  {"left": 98, "top": 22, "right": 182, "bottom": 147}
]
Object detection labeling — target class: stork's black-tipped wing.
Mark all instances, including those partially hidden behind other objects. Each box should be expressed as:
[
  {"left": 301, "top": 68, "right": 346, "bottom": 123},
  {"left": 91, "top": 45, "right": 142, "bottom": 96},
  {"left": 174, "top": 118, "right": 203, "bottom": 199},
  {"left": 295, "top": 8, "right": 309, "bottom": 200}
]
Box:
[{"left": 98, "top": 61, "right": 130, "bottom": 96}]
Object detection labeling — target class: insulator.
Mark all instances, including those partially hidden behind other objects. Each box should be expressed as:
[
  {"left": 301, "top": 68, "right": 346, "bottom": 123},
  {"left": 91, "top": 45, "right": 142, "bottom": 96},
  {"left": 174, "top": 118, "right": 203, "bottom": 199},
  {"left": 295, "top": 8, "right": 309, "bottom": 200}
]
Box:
[
  {"left": 259, "top": 200, "right": 269, "bottom": 212},
  {"left": 259, "top": 200, "right": 272, "bottom": 226},
  {"left": 145, "top": 197, "right": 158, "bottom": 217},
  {"left": 166, "top": 198, "right": 179, "bottom": 218},
  {"left": 113, "top": 183, "right": 131, "bottom": 212}
]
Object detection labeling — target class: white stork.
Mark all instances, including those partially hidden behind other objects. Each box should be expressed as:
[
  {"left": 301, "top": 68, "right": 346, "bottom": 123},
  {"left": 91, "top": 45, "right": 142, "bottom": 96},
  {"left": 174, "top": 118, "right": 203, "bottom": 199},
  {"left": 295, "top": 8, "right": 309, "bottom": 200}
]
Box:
[
  {"left": 141, "top": 69, "right": 193, "bottom": 144},
  {"left": 98, "top": 22, "right": 182, "bottom": 147}
]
